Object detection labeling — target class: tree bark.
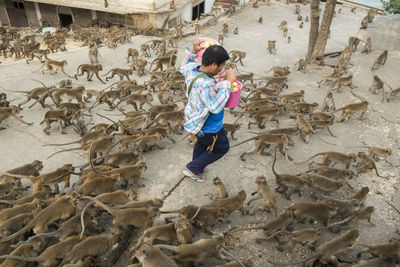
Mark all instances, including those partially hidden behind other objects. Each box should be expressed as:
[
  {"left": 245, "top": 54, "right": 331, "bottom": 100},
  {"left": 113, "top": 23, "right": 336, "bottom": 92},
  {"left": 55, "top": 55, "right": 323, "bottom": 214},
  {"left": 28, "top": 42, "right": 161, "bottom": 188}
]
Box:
[
  {"left": 306, "top": 0, "right": 321, "bottom": 62},
  {"left": 310, "top": 0, "right": 337, "bottom": 64}
]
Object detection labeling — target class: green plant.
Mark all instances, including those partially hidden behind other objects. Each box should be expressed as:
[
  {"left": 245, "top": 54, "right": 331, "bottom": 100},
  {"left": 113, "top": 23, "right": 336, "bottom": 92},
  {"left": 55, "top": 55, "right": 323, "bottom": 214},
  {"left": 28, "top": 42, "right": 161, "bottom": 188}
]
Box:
[{"left": 382, "top": 0, "right": 400, "bottom": 14}]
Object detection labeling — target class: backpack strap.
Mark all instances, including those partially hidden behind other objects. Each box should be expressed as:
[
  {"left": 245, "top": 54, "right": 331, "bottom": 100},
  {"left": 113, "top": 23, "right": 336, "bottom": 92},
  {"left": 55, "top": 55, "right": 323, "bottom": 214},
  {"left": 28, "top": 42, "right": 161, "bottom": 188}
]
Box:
[{"left": 187, "top": 73, "right": 207, "bottom": 96}]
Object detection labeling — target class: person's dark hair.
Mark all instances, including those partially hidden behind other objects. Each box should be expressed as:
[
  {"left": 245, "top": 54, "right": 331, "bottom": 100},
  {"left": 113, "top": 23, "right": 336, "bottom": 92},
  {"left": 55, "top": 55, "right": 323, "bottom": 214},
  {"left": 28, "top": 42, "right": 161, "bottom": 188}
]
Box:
[{"left": 201, "top": 45, "right": 230, "bottom": 67}]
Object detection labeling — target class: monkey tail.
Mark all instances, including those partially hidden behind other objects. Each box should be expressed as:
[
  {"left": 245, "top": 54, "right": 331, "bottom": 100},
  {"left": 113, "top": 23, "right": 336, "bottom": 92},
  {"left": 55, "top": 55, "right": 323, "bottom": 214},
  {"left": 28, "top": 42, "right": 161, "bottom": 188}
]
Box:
[
  {"left": 0, "top": 255, "right": 38, "bottom": 262},
  {"left": 230, "top": 137, "right": 257, "bottom": 148},
  {"left": 47, "top": 147, "right": 83, "bottom": 159},
  {"left": 42, "top": 140, "right": 80, "bottom": 147},
  {"left": 0, "top": 221, "right": 34, "bottom": 243},
  {"left": 314, "top": 134, "right": 337, "bottom": 146},
  {"left": 272, "top": 146, "right": 279, "bottom": 177},
  {"left": 154, "top": 244, "right": 179, "bottom": 252},
  {"left": 101, "top": 69, "right": 113, "bottom": 77},
  {"left": 80, "top": 196, "right": 115, "bottom": 216},
  {"left": 31, "top": 62, "right": 46, "bottom": 73},
  {"left": 12, "top": 231, "right": 58, "bottom": 247},
  {"left": 294, "top": 152, "right": 324, "bottom": 165},
  {"left": 265, "top": 67, "right": 273, "bottom": 74},
  {"left": 188, "top": 206, "right": 202, "bottom": 221},
  {"left": 76, "top": 64, "right": 82, "bottom": 75},
  {"left": 80, "top": 201, "right": 93, "bottom": 238},
  {"left": 166, "top": 133, "right": 191, "bottom": 150}
]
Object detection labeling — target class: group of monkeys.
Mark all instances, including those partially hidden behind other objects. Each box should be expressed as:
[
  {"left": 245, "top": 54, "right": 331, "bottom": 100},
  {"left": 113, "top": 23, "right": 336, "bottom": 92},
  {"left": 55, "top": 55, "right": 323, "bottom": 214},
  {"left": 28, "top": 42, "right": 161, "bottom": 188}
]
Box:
[{"left": 0, "top": 1, "right": 399, "bottom": 267}]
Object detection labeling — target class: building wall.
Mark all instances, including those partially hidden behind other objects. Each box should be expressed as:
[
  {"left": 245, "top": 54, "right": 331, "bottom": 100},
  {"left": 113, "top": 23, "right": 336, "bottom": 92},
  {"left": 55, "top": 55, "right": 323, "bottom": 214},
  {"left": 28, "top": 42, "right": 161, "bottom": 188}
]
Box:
[
  {"left": 182, "top": 2, "right": 192, "bottom": 22},
  {"left": 205, "top": 0, "right": 214, "bottom": 13},
  {"left": 0, "top": 0, "right": 9, "bottom": 25},
  {"left": 70, "top": 7, "right": 92, "bottom": 26},
  {"left": 24, "top": 1, "right": 40, "bottom": 27},
  {"left": 39, "top": 2, "right": 58, "bottom": 26}
]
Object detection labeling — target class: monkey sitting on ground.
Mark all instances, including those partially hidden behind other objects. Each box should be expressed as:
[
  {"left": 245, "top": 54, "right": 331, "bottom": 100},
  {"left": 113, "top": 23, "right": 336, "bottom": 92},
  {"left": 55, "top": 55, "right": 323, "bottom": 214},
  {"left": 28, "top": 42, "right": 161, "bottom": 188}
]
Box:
[
  {"left": 322, "top": 92, "right": 336, "bottom": 112},
  {"left": 75, "top": 64, "right": 106, "bottom": 84},
  {"left": 267, "top": 40, "right": 276, "bottom": 55},
  {"left": 127, "top": 48, "right": 139, "bottom": 63},
  {"left": 88, "top": 45, "right": 99, "bottom": 64},
  {"left": 212, "top": 177, "right": 228, "bottom": 199},
  {"left": 247, "top": 176, "right": 277, "bottom": 216},
  {"left": 295, "top": 58, "right": 306, "bottom": 73}
]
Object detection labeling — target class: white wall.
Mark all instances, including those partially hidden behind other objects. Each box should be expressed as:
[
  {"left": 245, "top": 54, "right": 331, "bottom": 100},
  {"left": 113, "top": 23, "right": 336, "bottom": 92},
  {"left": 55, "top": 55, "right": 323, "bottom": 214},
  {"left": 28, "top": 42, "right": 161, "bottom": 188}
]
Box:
[
  {"left": 205, "top": 0, "right": 214, "bottom": 13},
  {"left": 183, "top": 2, "right": 192, "bottom": 22}
]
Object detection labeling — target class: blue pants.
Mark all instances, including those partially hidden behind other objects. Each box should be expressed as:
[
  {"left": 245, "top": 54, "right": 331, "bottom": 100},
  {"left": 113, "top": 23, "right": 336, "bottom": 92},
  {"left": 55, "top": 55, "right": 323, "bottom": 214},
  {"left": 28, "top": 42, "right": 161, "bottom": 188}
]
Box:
[{"left": 186, "top": 128, "right": 230, "bottom": 174}]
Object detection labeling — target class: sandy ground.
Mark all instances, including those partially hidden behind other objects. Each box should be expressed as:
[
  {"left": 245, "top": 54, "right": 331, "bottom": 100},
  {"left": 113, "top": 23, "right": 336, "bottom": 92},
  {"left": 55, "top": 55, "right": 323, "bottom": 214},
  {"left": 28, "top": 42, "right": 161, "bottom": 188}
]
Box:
[{"left": 0, "top": 2, "right": 400, "bottom": 266}]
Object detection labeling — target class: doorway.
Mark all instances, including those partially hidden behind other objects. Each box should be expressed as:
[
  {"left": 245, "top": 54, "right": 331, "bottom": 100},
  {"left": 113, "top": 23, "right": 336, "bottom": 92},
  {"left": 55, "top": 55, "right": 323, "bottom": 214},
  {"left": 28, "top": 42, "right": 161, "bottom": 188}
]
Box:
[
  {"left": 192, "top": 1, "right": 204, "bottom": 20},
  {"left": 58, "top": 6, "right": 73, "bottom": 27}
]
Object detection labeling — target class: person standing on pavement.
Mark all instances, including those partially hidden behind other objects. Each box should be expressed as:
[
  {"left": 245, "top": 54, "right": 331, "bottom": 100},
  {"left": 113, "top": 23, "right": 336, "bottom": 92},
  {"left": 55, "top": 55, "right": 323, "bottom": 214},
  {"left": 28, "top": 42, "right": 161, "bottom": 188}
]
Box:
[{"left": 179, "top": 39, "right": 237, "bottom": 182}]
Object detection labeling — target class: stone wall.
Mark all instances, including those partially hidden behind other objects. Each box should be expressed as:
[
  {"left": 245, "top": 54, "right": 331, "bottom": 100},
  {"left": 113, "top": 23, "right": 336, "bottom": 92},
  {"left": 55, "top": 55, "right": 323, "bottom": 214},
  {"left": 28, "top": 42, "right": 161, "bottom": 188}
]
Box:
[
  {"left": 24, "top": 1, "right": 40, "bottom": 27},
  {"left": 70, "top": 7, "right": 92, "bottom": 27},
  {"left": 0, "top": 0, "right": 9, "bottom": 25},
  {"left": 39, "top": 3, "right": 58, "bottom": 26}
]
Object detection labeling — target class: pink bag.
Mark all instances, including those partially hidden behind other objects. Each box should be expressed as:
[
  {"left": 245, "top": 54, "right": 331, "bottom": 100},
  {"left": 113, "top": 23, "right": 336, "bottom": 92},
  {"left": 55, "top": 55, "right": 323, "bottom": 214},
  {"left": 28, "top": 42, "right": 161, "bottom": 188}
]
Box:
[
  {"left": 196, "top": 37, "right": 220, "bottom": 61},
  {"left": 218, "top": 70, "right": 242, "bottom": 108}
]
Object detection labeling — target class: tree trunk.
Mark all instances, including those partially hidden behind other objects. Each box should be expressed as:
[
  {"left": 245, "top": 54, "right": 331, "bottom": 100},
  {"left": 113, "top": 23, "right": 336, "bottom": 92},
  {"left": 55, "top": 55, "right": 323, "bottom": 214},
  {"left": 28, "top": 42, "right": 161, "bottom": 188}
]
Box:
[
  {"left": 310, "top": 0, "right": 337, "bottom": 64},
  {"left": 306, "top": 0, "right": 320, "bottom": 62}
]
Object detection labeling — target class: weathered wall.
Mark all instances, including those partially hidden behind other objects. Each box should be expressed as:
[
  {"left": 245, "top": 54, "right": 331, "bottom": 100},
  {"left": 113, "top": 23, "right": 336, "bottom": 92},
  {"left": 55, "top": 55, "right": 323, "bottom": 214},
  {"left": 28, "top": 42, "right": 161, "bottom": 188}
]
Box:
[
  {"left": 70, "top": 7, "right": 92, "bottom": 26},
  {"left": 39, "top": 2, "right": 58, "bottom": 26},
  {"left": 0, "top": 0, "right": 9, "bottom": 25},
  {"left": 24, "top": 1, "right": 40, "bottom": 27}
]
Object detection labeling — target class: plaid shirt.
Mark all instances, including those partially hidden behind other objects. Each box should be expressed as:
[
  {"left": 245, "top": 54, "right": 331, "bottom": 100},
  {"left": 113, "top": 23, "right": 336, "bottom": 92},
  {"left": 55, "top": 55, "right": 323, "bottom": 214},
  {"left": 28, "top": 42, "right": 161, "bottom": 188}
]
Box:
[{"left": 179, "top": 48, "right": 232, "bottom": 134}]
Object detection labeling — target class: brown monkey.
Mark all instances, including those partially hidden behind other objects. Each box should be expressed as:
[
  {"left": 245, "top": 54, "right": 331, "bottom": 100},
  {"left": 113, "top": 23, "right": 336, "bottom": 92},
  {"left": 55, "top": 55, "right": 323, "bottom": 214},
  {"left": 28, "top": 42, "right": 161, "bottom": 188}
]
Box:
[
  {"left": 206, "top": 190, "right": 247, "bottom": 214},
  {"left": 237, "top": 72, "right": 254, "bottom": 84},
  {"left": 259, "top": 17, "right": 263, "bottom": 23},
  {"left": 266, "top": 66, "right": 290, "bottom": 77},
  {"left": 148, "top": 103, "right": 178, "bottom": 119},
  {"left": 297, "top": 14, "right": 302, "bottom": 21},
  {"left": 40, "top": 108, "right": 70, "bottom": 135},
  {"left": 103, "top": 68, "right": 133, "bottom": 81},
  {"left": 229, "top": 50, "right": 246, "bottom": 66},
  {"left": 305, "top": 16, "right": 309, "bottom": 22},
  {"left": 141, "top": 43, "right": 151, "bottom": 57},
  {"left": 218, "top": 34, "right": 224, "bottom": 45},
  {"left": 287, "top": 36, "right": 291, "bottom": 43},
  {"left": 354, "top": 257, "right": 397, "bottom": 267},
  {"left": 135, "top": 242, "right": 178, "bottom": 267},
  {"left": 213, "top": 177, "right": 228, "bottom": 199},
  {"left": 125, "top": 93, "right": 154, "bottom": 111},
  {"left": 271, "top": 147, "right": 308, "bottom": 199},
  {"left": 322, "top": 92, "right": 336, "bottom": 112},
  {"left": 296, "top": 151, "right": 356, "bottom": 169},
  {"left": 332, "top": 75, "right": 354, "bottom": 92},
  {"left": 299, "top": 22, "right": 304, "bottom": 28},
  {"left": 267, "top": 40, "right": 276, "bottom": 55},
  {"left": 333, "top": 100, "right": 368, "bottom": 121},
  {"left": 104, "top": 151, "right": 143, "bottom": 167},
  {"left": 230, "top": 209, "right": 293, "bottom": 236},
  {"left": 149, "top": 55, "right": 177, "bottom": 72},
  {"left": 127, "top": 48, "right": 139, "bottom": 63},
  {"left": 88, "top": 45, "right": 99, "bottom": 64},
  {"left": 360, "top": 15, "right": 369, "bottom": 29},
  {"left": 223, "top": 23, "right": 229, "bottom": 37},
  {"left": 268, "top": 229, "right": 359, "bottom": 266},
  {"left": 75, "top": 64, "right": 106, "bottom": 84},
  {"left": 282, "top": 27, "right": 288, "bottom": 37},
  {"left": 0, "top": 236, "right": 80, "bottom": 267},
  {"left": 119, "top": 198, "right": 163, "bottom": 209},
  {"left": 356, "top": 238, "right": 400, "bottom": 258},
  {"left": 233, "top": 133, "right": 292, "bottom": 161},
  {"left": 247, "top": 108, "right": 280, "bottom": 129},
  {"left": 77, "top": 174, "right": 123, "bottom": 196},
  {"left": 279, "top": 20, "right": 287, "bottom": 29},
  {"left": 312, "top": 112, "right": 335, "bottom": 121},
  {"left": 355, "top": 152, "right": 388, "bottom": 178},
  {"left": 3, "top": 160, "right": 43, "bottom": 178},
  {"left": 319, "top": 196, "right": 360, "bottom": 218},
  {"left": 155, "top": 236, "right": 224, "bottom": 263},
  {"left": 309, "top": 166, "right": 354, "bottom": 180},
  {"left": 247, "top": 176, "right": 277, "bottom": 216},
  {"left": 309, "top": 118, "right": 336, "bottom": 137},
  {"left": 327, "top": 207, "right": 374, "bottom": 232},
  {"left": 232, "top": 26, "right": 238, "bottom": 35},
  {"left": 295, "top": 58, "right": 306, "bottom": 73},
  {"left": 368, "top": 74, "right": 385, "bottom": 95},
  {"left": 289, "top": 200, "right": 337, "bottom": 226},
  {"left": 349, "top": 36, "right": 361, "bottom": 51},
  {"left": 361, "top": 37, "right": 372, "bottom": 54},
  {"left": 148, "top": 110, "right": 185, "bottom": 134},
  {"left": 26, "top": 49, "right": 50, "bottom": 64},
  {"left": 0, "top": 194, "right": 78, "bottom": 243},
  {"left": 291, "top": 102, "right": 319, "bottom": 117},
  {"left": 372, "top": 50, "right": 388, "bottom": 71},
  {"left": 280, "top": 90, "right": 305, "bottom": 104},
  {"left": 34, "top": 59, "right": 70, "bottom": 77},
  {"left": 223, "top": 123, "right": 241, "bottom": 140},
  {"left": 94, "top": 161, "right": 147, "bottom": 186},
  {"left": 0, "top": 188, "right": 50, "bottom": 206},
  {"left": 96, "top": 190, "right": 137, "bottom": 205},
  {"left": 350, "top": 187, "right": 369, "bottom": 205},
  {"left": 0, "top": 199, "right": 41, "bottom": 223},
  {"left": 0, "top": 106, "right": 33, "bottom": 129},
  {"left": 81, "top": 196, "right": 158, "bottom": 229}
]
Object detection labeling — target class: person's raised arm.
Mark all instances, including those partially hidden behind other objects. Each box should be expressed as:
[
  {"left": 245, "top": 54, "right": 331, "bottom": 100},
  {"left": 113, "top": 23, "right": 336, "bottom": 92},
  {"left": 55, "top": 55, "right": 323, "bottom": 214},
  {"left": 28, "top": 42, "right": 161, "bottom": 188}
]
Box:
[{"left": 179, "top": 39, "right": 202, "bottom": 77}]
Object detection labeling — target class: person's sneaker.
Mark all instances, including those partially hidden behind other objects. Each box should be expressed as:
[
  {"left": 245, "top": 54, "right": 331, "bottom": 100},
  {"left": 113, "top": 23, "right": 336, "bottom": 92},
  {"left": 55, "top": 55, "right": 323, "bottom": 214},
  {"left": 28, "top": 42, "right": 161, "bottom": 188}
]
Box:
[{"left": 183, "top": 168, "right": 204, "bottom": 182}]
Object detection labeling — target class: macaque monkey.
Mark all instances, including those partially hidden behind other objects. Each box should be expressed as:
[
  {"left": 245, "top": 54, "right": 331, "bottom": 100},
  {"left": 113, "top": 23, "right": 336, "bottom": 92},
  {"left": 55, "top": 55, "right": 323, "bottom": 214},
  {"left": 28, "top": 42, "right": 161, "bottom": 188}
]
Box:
[
  {"left": 77, "top": 174, "right": 123, "bottom": 196},
  {"left": 35, "top": 59, "right": 70, "bottom": 77},
  {"left": 350, "top": 187, "right": 369, "bottom": 205},
  {"left": 135, "top": 242, "right": 179, "bottom": 267},
  {"left": 322, "top": 92, "right": 336, "bottom": 112},
  {"left": 332, "top": 75, "right": 354, "bottom": 92},
  {"left": 297, "top": 14, "right": 303, "bottom": 21},
  {"left": 361, "top": 37, "right": 372, "bottom": 54},
  {"left": 141, "top": 44, "right": 151, "bottom": 57},
  {"left": 0, "top": 199, "right": 41, "bottom": 223},
  {"left": 371, "top": 50, "right": 388, "bottom": 71},
  {"left": 127, "top": 48, "right": 139, "bottom": 63},
  {"left": 348, "top": 36, "right": 361, "bottom": 52},
  {"left": 360, "top": 16, "right": 369, "bottom": 29},
  {"left": 253, "top": 1, "right": 258, "bottom": 8},
  {"left": 295, "top": 4, "right": 300, "bottom": 14},
  {"left": 148, "top": 110, "right": 185, "bottom": 133},
  {"left": 149, "top": 55, "right": 177, "bottom": 72},
  {"left": 282, "top": 27, "right": 288, "bottom": 37},
  {"left": 296, "top": 151, "right": 357, "bottom": 169},
  {"left": 279, "top": 20, "right": 287, "bottom": 29},
  {"left": 294, "top": 58, "right": 306, "bottom": 73},
  {"left": 287, "top": 36, "right": 291, "bottom": 43},
  {"left": 280, "top": 90, "right": 305, "bottom": 104},
  {"left": 205, "top": 190, "right": 246, "bottom": 216},
  {"left": 75, "top": 64, "right": 106, "bottom": 84},
  {"left": 40, "top": 108, "right": 70, "bottom": 135},
  {"left": 26, "top": 49, "right": 50, "bottom": 64},
  {"left": 368, "top": 74, "right": 385, "bottom": 95},
  {"left": 289, "top": 200, "right": 337, "bottom": 226},
  {"left": 88, "top": 45, "right": 99, "bottom": 64},
  {"left": 212, "top": 177, "right": 228, "bottom": 199},
  {"left": 218, "top": 34, "right": 224, "bottom": 45},
  {"left": 233, "top": 133, "right": 292, "bottom": 161},
  {"left": 194, "top": 24, "right": 202, "bottom": 34},
  {"left": 367, "top": 8, "right": 376, "bottom": 23},
  {"left": 229, "top": 50, "right": 246, "bottom": 66},
  {"left": 259, "top": 17, "right": 263, "bottom": 23},
  {"left": 0, "top": 106, "right": 33, "bottom": 129},
  {"left": 131, "top": 58, "right": 148, "bottom": 77},
  {"left": 125, "top": 93, "right": 154, "bottom": 111},
  {"left": 266, "top": 66, "right": 290, "bottom": 77},
  {"left": 170, "top": 0, "right": 175, "bottom": 9},
  {"left": 327, "top": 207, "right": 374, "bottom": 232},
  {"left": 355, "top": 152, "right": 388, "bottom": 178},
  {"left": 268, "top": 230, "right": 359, "bottom": 266},
  {"left": 299, "top": 22, "right": 304, "bottom": 28},
  {"left": 267, "top": 40, "right": 276, "bottom": 55},
  {"left": 271, "top": 147, "right": 308, "bottom": 199},
  {"left": 223, "top": 23, "right": 229, "bottom": 37},
  {"left": 305, "top": 16, "right": 309, "bottom": 22},
  {"left": 333, "top": 100, "right": 368, "bottom": 121},
  {"left": 223, "top": 123, "right": 241, "bottom": 140},
  {"left": 247, "top": 108, "right": 280, "bottom": 129},
  {"left": 247, "top": 176, "right": 277, "bottom": 216},
  {"left": 104, "top": 68, "right": 133, "bottom": 81}
]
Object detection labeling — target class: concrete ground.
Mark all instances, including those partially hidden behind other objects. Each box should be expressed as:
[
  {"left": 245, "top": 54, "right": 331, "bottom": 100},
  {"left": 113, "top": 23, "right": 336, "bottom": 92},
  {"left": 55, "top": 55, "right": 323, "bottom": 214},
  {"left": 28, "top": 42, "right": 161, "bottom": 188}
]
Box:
[{"left": 0, "top": 1, "right": 400, "bottom": 266}]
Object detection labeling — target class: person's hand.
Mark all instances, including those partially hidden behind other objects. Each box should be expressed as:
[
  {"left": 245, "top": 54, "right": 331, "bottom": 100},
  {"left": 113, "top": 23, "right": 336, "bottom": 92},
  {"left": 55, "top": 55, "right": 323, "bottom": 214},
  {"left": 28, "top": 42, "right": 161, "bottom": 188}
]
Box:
[
  {"left": 192, "top": 39, "right": 202, "bottom": 53},
  {"left": 225, "top": 69, "right": 237, "bottom": 84}
]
